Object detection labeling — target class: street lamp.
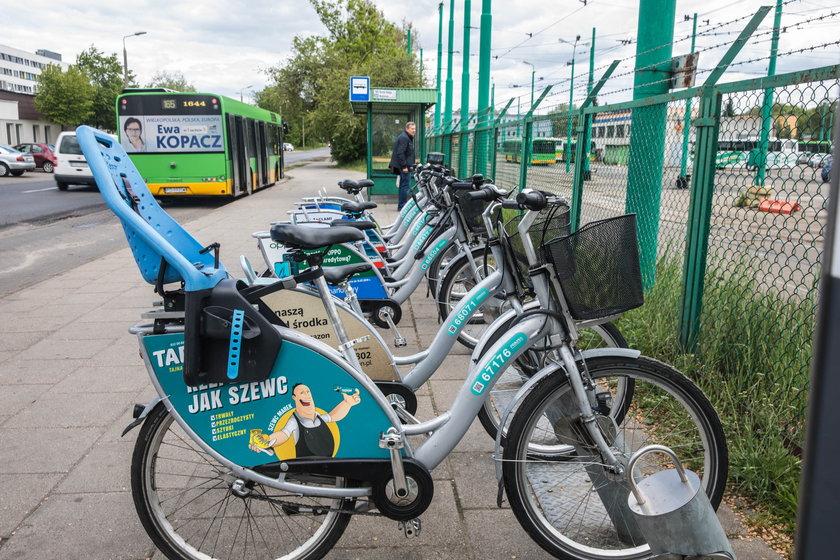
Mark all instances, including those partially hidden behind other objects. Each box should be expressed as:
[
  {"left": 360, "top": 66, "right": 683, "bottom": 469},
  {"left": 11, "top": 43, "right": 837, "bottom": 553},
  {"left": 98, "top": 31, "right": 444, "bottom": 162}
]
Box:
[
  {"left": 238, "top": 85, "right": 254, "bottom": 102},
  {"left": 122, "top": 31, "right": 147, "bottom": 89},
  {"left": 522, "top": 61, "right": 535, "bottom": 110},
  {"left": 560, "top": 36, "right": 581, "bottom": 172}
]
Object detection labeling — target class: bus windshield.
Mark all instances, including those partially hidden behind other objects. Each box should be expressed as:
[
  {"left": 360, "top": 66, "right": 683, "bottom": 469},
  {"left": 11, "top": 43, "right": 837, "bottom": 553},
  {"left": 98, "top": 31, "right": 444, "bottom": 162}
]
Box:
[{"left": 117, "top": 94, "right": 224, "bottom": 154}]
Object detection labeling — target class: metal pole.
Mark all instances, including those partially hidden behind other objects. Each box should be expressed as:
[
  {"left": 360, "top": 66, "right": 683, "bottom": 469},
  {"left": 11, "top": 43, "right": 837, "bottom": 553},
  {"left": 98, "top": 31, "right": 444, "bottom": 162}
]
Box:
[
  {"left": 754, "top": 0, "right": 783, "bottom": 187},
  {"left": 444, "top": 0, "right": 456, "bottom": 164},
  {"left": 678, "top": 13, "right": 698, "bottom": 188},
  {"left": 122, "top": 31, "right": 147, "bottom": 89},
  {"left": 566, "top": 55, "right": 575, "bottom": 173},
  {"left": 435, "top": 2, "right": 444, "bottom": 151},
  {"left": 459, "top": 0, "right": 472, "bottom": 178},
  {"left": 583, "top": 27, "right": 596, "bottom": 180},
  {"left": 122, "top": 41, "right": 128, "bottom": 90},
  {"left": 795, "top": 105, "right": 840, "bottom": 560},
  {"left": 530, "top": 71, "right": 535, "bottom": 109},
  {"left": 302, "top": 116, "right": 305, "bottom": 149},
  {"left": 407, "top": 28, "right": 412, "bottom": 54},
  {"left": 626, "top": 0, "right": 676, "bottom": 288},
  {"left": 475, "top": 0, "right": 492, "bottom": 176},
  {"left": 420, "top": 48, "right": 424, "bottom": 76}
]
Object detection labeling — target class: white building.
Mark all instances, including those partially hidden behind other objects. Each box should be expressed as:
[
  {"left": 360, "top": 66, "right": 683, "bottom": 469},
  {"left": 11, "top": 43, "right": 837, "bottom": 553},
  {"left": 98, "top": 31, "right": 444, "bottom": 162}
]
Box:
[{"left": 0, "top": 45, "right": 68, "bottom": 145}]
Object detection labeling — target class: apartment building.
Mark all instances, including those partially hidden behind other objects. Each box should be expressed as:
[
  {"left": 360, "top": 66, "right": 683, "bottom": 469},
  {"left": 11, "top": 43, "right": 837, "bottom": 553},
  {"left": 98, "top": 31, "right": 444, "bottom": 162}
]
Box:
[{"left": 0, "top": 45, "right": 67, "bottom": 145}]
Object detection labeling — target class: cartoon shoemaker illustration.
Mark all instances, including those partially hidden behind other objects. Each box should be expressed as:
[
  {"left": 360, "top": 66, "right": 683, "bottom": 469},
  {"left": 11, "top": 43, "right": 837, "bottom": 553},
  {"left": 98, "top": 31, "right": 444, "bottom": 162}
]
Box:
[{"left": 249, "top": 383, "right": 361, "bottom": 459}]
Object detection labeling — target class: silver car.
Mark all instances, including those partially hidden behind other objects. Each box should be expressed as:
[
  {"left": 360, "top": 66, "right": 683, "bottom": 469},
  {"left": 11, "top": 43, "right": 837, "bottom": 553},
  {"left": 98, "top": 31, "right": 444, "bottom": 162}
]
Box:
[{"left": 0, "top": 144, "right": 36, "bottom": 177}]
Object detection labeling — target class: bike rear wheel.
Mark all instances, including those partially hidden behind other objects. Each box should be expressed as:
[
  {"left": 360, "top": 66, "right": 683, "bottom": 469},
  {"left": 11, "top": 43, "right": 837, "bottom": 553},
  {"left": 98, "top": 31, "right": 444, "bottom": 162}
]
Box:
[
  {"left": 503, "top": 356, "right": 728, "bottom": 560},
  {"left": 477, "top": 321, "right": 627, "bottom": 445},
  {"left": 131, "top": 404, "right": 354, "bottom": 560}
]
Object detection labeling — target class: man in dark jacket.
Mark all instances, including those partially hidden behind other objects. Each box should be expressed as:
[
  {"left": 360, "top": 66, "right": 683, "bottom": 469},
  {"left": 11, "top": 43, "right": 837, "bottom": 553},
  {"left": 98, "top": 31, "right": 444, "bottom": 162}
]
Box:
[{"left": 388, "top": 122, "right": 416, "bottom": 210}]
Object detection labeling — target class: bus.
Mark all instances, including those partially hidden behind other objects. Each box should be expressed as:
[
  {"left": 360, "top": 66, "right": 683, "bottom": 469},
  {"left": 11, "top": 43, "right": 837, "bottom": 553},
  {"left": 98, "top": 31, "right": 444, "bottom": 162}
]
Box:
[
  {"left": 546, "top": 137, "right": 597, "bottom": 163},
  {"left": 116, "top": 89, "right": 286, "bottom": 197},
  {"left": 500, "top": 138, "right": 555, "bottom": 165},
  {"left": 716, "top": 137, "right": 797, "bottom": 169}
]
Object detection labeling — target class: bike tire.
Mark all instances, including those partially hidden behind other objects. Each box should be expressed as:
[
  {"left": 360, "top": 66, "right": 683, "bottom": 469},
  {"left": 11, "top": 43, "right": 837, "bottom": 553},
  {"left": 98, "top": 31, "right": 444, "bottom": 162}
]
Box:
[
  {"left": 502, "top": 356, "right": 728, "bottom": 560},
  {"left": 435, "top": 247, "right": 500, "bottom": 349},
  {"left": 131, "top": 403, "right": 354, "bottom": 560},
  {"left": 477, "top": 321, "right": 627, "bottom": 445}
]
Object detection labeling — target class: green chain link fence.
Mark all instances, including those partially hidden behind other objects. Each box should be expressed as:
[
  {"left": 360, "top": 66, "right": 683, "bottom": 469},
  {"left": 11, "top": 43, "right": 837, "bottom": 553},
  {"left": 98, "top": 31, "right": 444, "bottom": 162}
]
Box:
[{"left": 427, "top": 63, "right": 840, "bottom": 525}]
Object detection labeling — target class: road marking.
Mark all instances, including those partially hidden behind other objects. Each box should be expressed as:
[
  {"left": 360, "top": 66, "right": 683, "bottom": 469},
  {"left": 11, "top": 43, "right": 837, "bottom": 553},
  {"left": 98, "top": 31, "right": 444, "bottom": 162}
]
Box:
[{"left": 22, "top": 187, "right": 57, "bottom": 194}]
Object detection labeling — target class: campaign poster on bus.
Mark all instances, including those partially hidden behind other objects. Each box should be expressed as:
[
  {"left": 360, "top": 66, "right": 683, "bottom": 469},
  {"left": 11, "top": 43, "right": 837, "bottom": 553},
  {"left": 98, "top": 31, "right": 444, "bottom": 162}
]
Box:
[{"left": 119, "top": 115, "right": 224, "bottom": 153}]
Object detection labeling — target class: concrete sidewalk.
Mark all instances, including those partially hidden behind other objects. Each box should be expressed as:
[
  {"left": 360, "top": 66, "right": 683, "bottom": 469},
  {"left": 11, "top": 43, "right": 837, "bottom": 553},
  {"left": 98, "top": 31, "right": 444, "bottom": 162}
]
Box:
[{"left": 0, "top": 159, "right": 781, "bottom": 560}]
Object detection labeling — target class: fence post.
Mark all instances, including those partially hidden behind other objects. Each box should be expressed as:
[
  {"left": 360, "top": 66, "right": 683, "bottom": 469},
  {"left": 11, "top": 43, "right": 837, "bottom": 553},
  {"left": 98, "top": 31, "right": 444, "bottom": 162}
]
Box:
[
  {"left": 518, "top": 86, "right": 552, "bottom": 192},
  {"left": 570, "top": 60, "right": 619, "bottom": 231},
  {"left": 678, "top": 5, "right": 772, "bottom": 349},
  {"left": 571, "top": 110, "right": 592, "bottom": 231},
  {"left": 679, "top": 88, "right": 722, "bottom": 349}
]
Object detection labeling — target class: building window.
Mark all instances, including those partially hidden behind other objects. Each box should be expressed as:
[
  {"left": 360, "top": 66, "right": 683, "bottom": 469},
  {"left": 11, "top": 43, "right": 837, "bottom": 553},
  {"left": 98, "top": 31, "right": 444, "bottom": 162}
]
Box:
[
  {"left": 607, "top": 125, "right": 615, "bottom": 138},
  {"left": 33, "top": 125, "right": 39, "bottom": 143},
  {"left": 45, "top": 126, "right": 52, "bottom": 144},
  {"left": 616, "top": 125, "right": 625, "bottom": 138}
]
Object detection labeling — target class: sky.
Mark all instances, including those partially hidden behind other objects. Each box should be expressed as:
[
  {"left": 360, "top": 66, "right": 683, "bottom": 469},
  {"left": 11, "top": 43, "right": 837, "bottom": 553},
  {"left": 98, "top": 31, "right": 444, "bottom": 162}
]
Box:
[{"left": 6, "top": 0, "right": 840, "bottom": 115}]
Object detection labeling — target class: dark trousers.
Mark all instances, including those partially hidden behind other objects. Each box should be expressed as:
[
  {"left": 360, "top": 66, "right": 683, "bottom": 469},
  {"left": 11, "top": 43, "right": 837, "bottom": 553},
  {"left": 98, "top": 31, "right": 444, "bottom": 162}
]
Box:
[{"left": 397, "top": 171, "right": 411, "bottom": 210}]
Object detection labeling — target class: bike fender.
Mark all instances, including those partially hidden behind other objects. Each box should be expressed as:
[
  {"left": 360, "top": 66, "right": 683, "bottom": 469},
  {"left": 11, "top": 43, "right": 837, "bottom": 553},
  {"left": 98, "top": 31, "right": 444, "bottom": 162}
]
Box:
[
  {"left": 492, "top": 347, "right": 641, "bottom": 488},
  {"left": 121, "top": 396, "right": 164, "bottom": 437}
]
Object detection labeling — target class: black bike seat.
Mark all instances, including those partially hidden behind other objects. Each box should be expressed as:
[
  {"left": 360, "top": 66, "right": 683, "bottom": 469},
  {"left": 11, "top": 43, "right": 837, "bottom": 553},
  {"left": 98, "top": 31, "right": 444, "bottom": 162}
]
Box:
[
  {"left": 270, "top": 224, "right": 364, "bottom": 249},
  {"left": 341, "top": 201, "right": 377, "bottom": 213},
  {"left": 323, "top": 263, "right": 372, "bottom": 285},
  {"left": 339, "top": 179, "right": 375, "bottom": 192},
  {"left": 330, "top": 219, "right": 376, "bottom": 231}
]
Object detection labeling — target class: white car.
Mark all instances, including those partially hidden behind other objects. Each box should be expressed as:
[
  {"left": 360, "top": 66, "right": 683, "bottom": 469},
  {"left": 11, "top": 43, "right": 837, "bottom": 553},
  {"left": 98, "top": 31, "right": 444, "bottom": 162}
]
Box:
[
  {"left": 808, "top": 152, "right": 830, "bottom": 168},
  {"left": 283, "top": 143, "right": 294, "bottom": 152}
]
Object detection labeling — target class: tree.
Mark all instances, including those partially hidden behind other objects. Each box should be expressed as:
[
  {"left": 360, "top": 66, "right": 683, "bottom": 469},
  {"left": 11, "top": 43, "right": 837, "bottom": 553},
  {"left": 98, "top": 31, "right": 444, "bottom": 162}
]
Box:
[
  {"left": 257, "top": 0, "right": 423, "bottom": 163},
  {"left": 34, "top": 65, "right": 94, "bottom": 128},
  {"left": 76, "top": 46, "right": 132, "bottom": 131},
  {"left": 146, "top": 71, "right": 196, "bottom": 92}
]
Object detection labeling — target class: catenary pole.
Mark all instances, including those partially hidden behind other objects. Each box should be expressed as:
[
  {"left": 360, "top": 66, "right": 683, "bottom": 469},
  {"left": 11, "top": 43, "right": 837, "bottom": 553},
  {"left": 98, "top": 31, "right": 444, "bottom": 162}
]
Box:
[
  {"left": 754, "top": 0, "right": 783, "bottom": 187},
  {"left": 475, "top": 0, "right": 492, "bottom": 175},
  {"left": 459, "top": 0, "right": 472, "bottom": 178}
]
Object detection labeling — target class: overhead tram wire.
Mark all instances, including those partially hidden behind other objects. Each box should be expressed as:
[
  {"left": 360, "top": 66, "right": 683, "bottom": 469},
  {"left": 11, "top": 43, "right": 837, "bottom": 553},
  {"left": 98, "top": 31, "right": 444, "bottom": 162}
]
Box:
[{"left": 492, "top": 1, "right": 591, "bottom": 62}]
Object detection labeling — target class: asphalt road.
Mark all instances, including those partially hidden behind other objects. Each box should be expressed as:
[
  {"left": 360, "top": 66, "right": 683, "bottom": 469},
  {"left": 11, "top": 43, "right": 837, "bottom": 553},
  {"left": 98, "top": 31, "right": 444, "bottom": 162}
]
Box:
[{"left": 0, "top": 147, "right": 331, "bottom": 297}]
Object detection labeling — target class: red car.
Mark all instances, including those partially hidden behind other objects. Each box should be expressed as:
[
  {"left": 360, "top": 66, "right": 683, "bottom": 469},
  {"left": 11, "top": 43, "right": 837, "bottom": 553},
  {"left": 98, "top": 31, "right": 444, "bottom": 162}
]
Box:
[{"left": 13, "top": 142, "right": 57, "bottom": 173}]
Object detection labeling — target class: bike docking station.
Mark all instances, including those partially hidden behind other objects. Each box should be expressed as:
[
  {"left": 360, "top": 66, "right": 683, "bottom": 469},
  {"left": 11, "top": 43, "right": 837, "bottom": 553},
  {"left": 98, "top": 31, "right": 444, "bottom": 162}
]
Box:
[
  {"left": 348, "top": 77, "right": 437, "bottom": 197},
  {"left": 627, "top": 445, "right": 735, "bottom": 560}
]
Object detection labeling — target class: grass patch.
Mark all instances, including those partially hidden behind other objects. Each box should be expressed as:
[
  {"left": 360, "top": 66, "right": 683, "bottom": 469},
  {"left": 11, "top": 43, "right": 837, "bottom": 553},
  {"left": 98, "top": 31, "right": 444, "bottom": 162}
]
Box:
[
  {"left": 617, "top": 255, "right": 811, "bottom": 534},
  {"left": 333, "top": 158, "right": 367, "bottom": 173}
]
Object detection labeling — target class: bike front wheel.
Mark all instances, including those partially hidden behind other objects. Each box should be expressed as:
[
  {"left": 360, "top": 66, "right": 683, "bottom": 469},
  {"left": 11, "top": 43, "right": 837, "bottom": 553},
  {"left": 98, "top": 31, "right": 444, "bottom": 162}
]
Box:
[
  {"left": 131, "top": 404, "right": 354, "bottom": 560},
  {"left": 503, "top": 356, "right": 728, "bottom": 560}
]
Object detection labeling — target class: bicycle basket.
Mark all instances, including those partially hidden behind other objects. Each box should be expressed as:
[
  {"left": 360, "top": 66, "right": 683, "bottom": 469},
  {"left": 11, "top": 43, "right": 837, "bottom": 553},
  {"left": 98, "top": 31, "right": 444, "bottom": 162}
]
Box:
[
  {"left": 543, "top": 214, "right": 644, "bottom": 321},
  {"left": 503, "top": 200, "right": 571, "bottom": 293},
  {"left": 452, "top": 189, "right": 500, "bottom": 234}
]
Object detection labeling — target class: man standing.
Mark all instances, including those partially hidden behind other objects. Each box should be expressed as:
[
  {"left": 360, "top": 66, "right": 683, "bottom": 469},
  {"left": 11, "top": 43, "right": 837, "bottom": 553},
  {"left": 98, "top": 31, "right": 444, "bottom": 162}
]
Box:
[{"left": 389, "top": 121, "right": 416, "bottom": 210}]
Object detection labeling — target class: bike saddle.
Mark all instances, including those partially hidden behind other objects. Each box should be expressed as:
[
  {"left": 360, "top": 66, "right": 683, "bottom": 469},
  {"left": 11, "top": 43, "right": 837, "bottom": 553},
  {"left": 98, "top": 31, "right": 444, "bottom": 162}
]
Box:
[
  {"left": 339, "top": 179, "right": 375, "bottom": 192},
  {"left": 322, "top": 262, "right": 372, "bottom": 285},
  {"left": 330, "top": 219, "right": 377, "bottom": 231},
  {"left": 341, "top": 201, "right": 377, "bottom": 213},
  {"left": 270, "top": 224, "right": 364, "bottom": 249}
]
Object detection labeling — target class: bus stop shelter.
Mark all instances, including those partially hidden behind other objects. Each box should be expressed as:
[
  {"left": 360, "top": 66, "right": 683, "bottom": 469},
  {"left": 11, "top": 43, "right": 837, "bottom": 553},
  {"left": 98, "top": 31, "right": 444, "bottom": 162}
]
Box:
[{"left": 349, "top": 85, "right": 437, "bottom": 196}]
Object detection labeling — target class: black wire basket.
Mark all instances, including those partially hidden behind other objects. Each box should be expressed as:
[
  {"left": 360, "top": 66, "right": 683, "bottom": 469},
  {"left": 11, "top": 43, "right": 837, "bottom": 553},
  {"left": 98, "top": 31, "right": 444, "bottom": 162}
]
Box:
[
  {"left": 452, "top": 188, "right": 491, "bottom": 234},
  {"left": 502, "top": 200, "right": 571, "bottom": 293},
  {"left": 542, "top": 214, "right": 644, "bottom": 321}
]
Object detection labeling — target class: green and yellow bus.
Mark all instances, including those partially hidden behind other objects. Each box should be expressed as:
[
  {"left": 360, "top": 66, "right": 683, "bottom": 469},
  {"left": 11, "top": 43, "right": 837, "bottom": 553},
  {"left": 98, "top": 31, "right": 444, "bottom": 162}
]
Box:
[
  {"left": 546, "top": 137, "right": 596, "bottom": 163},
  {"left": 116, "top": 89, "right": 286, "bottom": 197},
  {"left": 501, "top": 138, "right": 555, "bottom": 165}
]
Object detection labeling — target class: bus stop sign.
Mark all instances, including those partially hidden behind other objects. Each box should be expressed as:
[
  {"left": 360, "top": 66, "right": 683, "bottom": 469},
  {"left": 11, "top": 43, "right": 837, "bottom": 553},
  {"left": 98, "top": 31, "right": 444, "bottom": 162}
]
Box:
[{"left": 350, "top": 77, "right": 370, "bottom": 102}]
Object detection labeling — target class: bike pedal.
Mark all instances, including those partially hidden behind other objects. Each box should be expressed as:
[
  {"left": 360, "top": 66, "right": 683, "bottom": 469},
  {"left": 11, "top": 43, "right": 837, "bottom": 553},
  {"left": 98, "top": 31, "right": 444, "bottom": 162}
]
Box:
[
  {"left": 394, "top": 336, "right": 407, "bottom": 347},
  {"left": 397, "top": 518, "right": 422, "bottom": 538}
]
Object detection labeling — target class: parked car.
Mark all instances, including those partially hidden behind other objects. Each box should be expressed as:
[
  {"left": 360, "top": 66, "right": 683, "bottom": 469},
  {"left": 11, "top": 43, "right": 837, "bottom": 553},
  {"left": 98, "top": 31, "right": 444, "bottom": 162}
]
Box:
[
  {"left": 796, "top": 151, "right": 813, "bottom": 165},
  {"left": 283, "top": 142, "right": 294, "bottom": 151},
  {"left": 14, "top": 142, "right": 57, "bottom": 173},
  {"left": 54, "top": 131, "right": 97, "bottom": 190},
  {"left": 808, "top": 152, "right": 831, "bottom": 168},
  {"left": 0, "top": 144, "right": 36, "bottom": 177},
  {"left": 821, "top": 157, "right": 832, "bottom": 183}
]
